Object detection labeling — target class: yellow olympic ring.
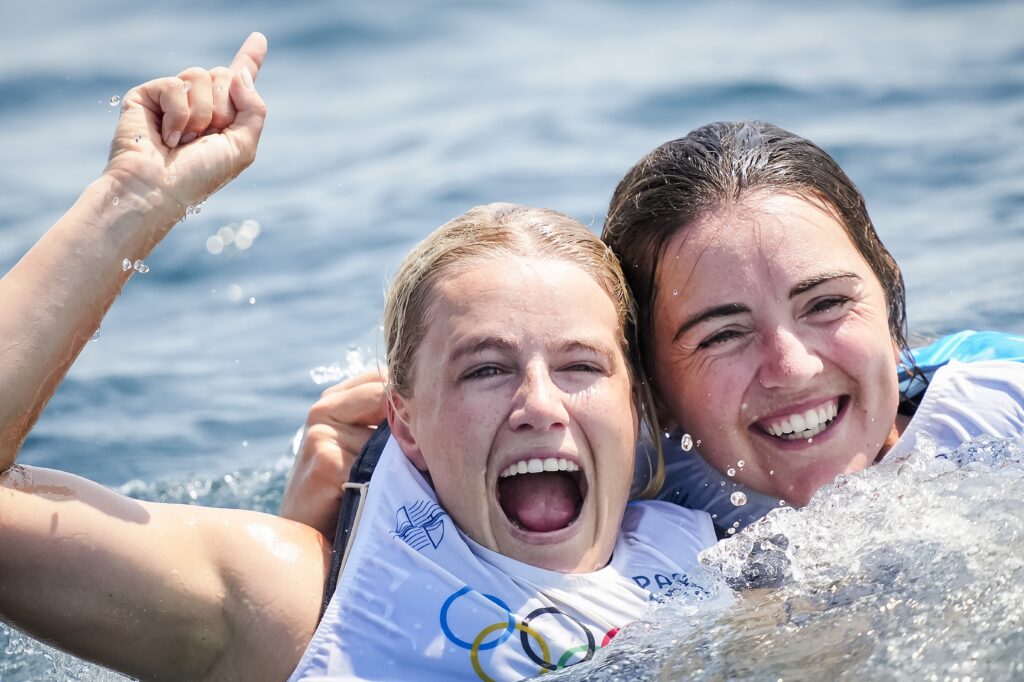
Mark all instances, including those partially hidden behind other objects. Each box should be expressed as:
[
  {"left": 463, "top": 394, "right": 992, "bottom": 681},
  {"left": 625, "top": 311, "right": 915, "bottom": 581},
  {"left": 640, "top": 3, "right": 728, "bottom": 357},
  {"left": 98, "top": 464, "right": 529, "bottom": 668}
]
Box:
[{"left": 470, "top": 621, "right": 550, "bottom": 682}]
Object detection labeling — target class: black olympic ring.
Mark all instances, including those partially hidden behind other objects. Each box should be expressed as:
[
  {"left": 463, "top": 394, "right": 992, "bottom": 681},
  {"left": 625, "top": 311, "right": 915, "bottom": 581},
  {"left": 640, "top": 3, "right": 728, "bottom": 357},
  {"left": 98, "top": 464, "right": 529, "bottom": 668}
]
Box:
[{"left": 519, "top": 606, "right": 596, "bottom": 670}]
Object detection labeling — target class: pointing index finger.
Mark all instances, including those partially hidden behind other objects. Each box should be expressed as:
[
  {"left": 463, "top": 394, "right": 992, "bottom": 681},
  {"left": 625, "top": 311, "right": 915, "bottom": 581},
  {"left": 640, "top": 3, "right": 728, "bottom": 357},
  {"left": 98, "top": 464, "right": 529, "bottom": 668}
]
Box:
[{"left": 229, "top": 32, "right": 267, "bottom": 81}]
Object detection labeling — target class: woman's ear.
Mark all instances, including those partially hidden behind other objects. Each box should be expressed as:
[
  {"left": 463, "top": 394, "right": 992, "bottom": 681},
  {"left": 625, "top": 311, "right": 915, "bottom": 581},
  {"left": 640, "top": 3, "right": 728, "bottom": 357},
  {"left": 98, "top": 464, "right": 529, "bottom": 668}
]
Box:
[{"left": 387, "top": 391, "right": 428, "bottom": 472}]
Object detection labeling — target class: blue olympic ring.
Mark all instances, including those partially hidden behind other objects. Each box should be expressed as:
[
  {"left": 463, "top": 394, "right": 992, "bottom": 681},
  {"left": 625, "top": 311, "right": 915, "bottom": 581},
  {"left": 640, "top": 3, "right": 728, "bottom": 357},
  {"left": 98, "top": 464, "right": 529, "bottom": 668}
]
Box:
[{"left": 440, "top": 586, "right": 515, "bottom": 651}]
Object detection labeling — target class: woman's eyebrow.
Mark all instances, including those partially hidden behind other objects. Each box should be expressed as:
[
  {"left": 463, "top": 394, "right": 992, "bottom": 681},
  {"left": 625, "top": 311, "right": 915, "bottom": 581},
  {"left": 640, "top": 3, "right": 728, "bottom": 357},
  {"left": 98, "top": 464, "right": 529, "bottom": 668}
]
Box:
[
  {"left": 789, "top": 271, "right": 862, "bottom": 298},
  {"left": 674, "top": 303, "right": 750, "bottom": 342},
  {"left": 448, "top": 336, "right": 519, "bottom": 363}
]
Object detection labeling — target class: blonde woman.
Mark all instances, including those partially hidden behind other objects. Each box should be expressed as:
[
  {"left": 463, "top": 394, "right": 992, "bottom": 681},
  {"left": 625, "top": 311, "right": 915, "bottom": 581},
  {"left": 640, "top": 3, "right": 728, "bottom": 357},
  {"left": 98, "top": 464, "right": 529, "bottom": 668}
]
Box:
[{"left": 0, "top": 35, "right": 715, "bottom": 681}]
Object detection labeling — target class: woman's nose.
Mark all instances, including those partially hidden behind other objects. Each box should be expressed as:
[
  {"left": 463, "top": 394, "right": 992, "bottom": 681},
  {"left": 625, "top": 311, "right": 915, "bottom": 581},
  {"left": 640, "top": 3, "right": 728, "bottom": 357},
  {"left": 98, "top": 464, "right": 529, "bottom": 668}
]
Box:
[
  {"left": 757, "top": 327, "right": 824, "bottom": 389},
  {"left": 508, "top": 365, "right": 570, "bottom": 431}
]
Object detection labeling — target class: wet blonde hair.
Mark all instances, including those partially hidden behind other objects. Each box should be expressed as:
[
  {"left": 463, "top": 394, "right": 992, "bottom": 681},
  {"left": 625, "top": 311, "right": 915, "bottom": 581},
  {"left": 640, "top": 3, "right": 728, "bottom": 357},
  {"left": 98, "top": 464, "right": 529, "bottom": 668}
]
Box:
[{"left": 383, "top": 203, "right": 665, "bottom": 498}]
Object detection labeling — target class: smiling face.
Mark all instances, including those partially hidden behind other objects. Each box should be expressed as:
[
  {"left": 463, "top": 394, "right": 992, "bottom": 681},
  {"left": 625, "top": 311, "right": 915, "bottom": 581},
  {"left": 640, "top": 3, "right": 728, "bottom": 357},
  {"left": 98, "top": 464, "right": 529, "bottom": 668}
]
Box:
[
  {"left": 651, "top": 192, "right": 902, "bottom": 506},
  {"left": 389, "top": 256, "right": 638, "bottom": 573}
]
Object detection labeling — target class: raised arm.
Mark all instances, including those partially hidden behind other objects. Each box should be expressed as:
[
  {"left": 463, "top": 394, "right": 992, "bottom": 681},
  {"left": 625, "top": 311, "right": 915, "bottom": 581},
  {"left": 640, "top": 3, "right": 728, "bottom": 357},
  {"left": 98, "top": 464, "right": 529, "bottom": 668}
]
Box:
[
  {"left": 0, "top": 34, "right": 331, "bottom": 681},
  {"left": 0, "top": 33, "right": 267, "bottom": 470}
]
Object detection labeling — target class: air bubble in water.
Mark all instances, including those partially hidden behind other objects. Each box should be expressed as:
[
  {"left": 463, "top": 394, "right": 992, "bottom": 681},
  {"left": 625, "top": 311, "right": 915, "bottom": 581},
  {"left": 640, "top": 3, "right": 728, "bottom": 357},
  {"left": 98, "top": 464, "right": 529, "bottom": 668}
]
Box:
[
  {"left": 109, "top": 95, "right": 120, "bottom": 106},
  {"left": 696, "top": 439, "right": 701, "bottom": 447},
  {"left": 112, "top": 196, "right": 119, "bottom": 206},
  {"left": 726, "top": 527, "right": 736, "bottom": 535},
  {"left": 672, "top": 289, "right": 678, "bottom": 296},
  {"left": 737, "top": 460, "right": 745, "bottom": 468},
  {"left": 121, "top": 258, "right": 132, "bottom": 271},
  {"left": 242, "top": 440, "right": 248, "bottom": 447},
  {"left": 248, "top": 297, "right": 256, "bottom": 305},
  {"left": 727, "top": 467, "right": 736, "bottom": 477},
  {"left": 730, "top": 491, "right": 748, "bottom": 506},
  {"left": 133, "top": 259, "right": 149, "bottom": 273},
  {"left": 680, "top": 434, "right": 693, "bottom": 451},
  {"left": 92, "top": 329, "right": 100, "bottom": 341},
  {"left": 134, "top": 133, "right": 142, "bottom": 144}
]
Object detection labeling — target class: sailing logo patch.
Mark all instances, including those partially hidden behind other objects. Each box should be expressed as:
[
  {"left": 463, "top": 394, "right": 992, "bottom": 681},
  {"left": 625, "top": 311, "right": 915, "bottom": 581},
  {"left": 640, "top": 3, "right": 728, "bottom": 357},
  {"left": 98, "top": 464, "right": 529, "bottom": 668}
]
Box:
[{"left": 393, "top": 500, "right": 447, "bottom": 551}]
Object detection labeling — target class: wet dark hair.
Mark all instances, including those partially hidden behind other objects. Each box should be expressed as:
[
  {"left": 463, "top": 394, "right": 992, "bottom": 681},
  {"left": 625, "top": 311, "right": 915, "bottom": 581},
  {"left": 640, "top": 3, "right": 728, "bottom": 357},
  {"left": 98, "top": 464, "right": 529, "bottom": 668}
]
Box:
[{"left": 602, "top": 120, "right": 910, "bottom": 402}]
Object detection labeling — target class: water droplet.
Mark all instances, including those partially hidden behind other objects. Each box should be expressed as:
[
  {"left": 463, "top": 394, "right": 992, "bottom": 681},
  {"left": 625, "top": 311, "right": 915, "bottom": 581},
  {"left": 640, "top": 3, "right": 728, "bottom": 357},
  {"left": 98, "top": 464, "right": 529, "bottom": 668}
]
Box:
[
  {"left": 121, "top": 258, "right": 132, "bottom": 271},
  {"left": 133, "top": 259, "right": 149, "bottom": 273},
  {"left": 730, "top": 491, "right": 748, "bottom": 506},
  {"left": 111, "top": 196, "right": 119, "bottom": 206},
  {"left": 134, "top": 133, "right": 142, "bottom": 144},
  {"left": 206, "top": 235, "right": 224, "bottom": 255},
  {"left": 109, "top": 95, "right": 120, "bottom": 106},
  {"left": 248, "top": 297, "right": 256, "bottom": 305},
  {"left": 737, "top": 460, "right": 745, "bottom": 468},
  {"left": 726, "top": 527, "right": 736, "bottom": 535},
  {"left": 91, "top": 329, "right": 101, "bottom": 341},
  {"left": 695, "top": 439, "right": 702, "bottom": 447},
  {"left": 726, "top": 467, "right": 736, "bottom": 477},
  {"left": 680, "top": 433, "right": 693, "bottom": 451}
]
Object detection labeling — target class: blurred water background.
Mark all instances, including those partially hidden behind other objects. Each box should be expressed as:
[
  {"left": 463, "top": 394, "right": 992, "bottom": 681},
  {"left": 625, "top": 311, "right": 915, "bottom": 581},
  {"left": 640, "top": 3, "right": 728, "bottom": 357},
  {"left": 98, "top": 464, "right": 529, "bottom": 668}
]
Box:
[{"left": 0, "top": 0, "right": 1022, "bottom": 678}]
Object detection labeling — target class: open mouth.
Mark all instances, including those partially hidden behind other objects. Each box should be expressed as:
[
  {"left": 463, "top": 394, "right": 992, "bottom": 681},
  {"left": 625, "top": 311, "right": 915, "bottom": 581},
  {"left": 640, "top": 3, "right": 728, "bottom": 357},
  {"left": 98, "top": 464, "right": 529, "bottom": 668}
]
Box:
[
  {"left": 757, "top": 397, "right": 846, "bottom": 441},
  {"left": 496, "top": 457, "right": 587, "bottom": 533}
]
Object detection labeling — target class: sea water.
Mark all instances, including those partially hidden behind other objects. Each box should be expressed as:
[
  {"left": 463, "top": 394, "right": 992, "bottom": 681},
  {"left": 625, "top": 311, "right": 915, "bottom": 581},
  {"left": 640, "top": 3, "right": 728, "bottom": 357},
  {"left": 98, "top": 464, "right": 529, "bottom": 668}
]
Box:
[
  {"left": 1, "top": 0, "right": 1022, "bottom": 678},
  {"left": 550, "top": 436, "right": 1024, "bottom": 680}
]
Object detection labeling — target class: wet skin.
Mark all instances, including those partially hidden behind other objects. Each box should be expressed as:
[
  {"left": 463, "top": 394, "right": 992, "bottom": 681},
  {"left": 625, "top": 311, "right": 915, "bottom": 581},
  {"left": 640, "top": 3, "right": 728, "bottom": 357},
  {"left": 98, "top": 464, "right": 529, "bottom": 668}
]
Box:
[
  {"left": 390, "top": 256, "right": 638, "bottom": 572},
  {"left": 651, "top": 192, "right": 903, "bottom": 506}
]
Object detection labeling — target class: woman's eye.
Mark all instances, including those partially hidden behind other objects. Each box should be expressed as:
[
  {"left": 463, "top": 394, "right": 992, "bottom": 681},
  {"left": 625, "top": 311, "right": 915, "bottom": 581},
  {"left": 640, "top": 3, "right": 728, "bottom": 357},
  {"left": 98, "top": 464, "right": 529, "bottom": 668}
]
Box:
[
  {"left": 697, "top": 329, "right": 746, "bottom": 349},
  {"left": 807, "top": 296, "right": 851, "bottom": 316},
  {"left": 464, "top": 365, "right": 505, "bottom": 380},
  {"left": 563, "top": 362, "right": 603, "bottom": 374}
]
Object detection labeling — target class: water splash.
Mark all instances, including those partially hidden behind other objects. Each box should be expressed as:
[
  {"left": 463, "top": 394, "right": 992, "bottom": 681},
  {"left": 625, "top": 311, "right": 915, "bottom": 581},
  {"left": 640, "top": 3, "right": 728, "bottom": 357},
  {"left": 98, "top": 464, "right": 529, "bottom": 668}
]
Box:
[
  {"left": 553, "top": 435, "right": 1024, "bottom": 680},
  {"left": 310, "top": 347, "right": 375, "bottom": 385}
]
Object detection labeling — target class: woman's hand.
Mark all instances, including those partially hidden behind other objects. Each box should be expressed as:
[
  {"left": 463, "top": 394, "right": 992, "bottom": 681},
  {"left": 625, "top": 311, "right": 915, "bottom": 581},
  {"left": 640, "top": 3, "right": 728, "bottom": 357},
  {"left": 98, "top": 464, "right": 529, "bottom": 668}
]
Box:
[
  {"left": 0, "top": 33, "right": 268, "bottom": 468},
  {"left": 281, "top": 370, "right": 388, "bottom": 536},
  {"left": 104, "top": 32, "right": 268, "bottom": 221}
]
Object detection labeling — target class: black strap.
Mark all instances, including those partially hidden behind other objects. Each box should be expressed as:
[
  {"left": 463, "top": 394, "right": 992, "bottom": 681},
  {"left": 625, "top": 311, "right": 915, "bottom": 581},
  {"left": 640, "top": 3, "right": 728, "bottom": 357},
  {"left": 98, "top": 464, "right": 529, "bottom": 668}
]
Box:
[{"left": 318, "top": 421, "right": 392, "bottom": 621}]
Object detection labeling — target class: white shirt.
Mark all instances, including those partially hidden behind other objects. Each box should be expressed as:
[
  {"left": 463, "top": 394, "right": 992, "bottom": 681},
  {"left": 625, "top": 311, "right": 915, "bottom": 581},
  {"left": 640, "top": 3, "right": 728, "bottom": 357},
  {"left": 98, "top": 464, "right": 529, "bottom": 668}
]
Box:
[{"left": 289, "top": 437, "right": 718, "bottom": 681}]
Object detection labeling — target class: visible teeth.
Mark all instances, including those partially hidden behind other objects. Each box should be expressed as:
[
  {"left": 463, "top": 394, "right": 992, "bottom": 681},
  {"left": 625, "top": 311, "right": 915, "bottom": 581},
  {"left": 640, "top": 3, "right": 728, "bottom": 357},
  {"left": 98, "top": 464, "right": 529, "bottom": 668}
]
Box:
[
  {"left": 764, "top": 400, "right": 840, "bottom": 440},
  {"left": 500, "top": 457, "right": 579, "bottom": 478}
]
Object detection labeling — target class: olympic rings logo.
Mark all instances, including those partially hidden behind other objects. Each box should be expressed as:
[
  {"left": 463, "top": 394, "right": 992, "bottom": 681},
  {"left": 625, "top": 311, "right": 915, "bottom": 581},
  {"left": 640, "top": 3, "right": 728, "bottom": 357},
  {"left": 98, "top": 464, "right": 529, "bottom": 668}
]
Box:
[{"left": 439, "top": 586, "right": 621, "bottom": 681}]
